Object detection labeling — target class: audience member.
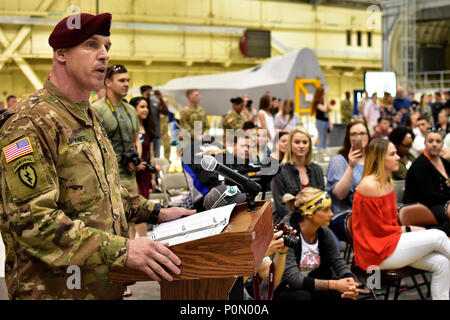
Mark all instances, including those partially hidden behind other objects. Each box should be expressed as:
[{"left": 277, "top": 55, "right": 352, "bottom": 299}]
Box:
[
  {"left": 340, "top": 91, "right": 353, "bottom": 125},
  {"left": 436, "top": 109, "right": 450, "bottom": 135},
  {"left": 393, "top": 87, "right": 411, "bottom": 126},
  {"left": 391, "top": 111, "right": 403, "bottom": 129},
  {"left": 274, "top": 98, "right": 301, "bottom": 131},
  {"left": 242, "top": 97, "right": 257, "bottom": 124},
  {"left": 380, "top": 92, "right": 396, "bottom": 126},
  {"left": 408, "top": 91, "right": 419, "bottom": 110},
  {"left": 371, "top": 116, "right": 390, "bottom": 140},
  {"left": 257, "top": 94, "right": 276, "bottom": 142},
  {"left": 311, "top": 87, "right": 333, "bottom": 149},
  {"left": 352, "top": 138, "right": 450, "bottom": 300},
  {"left": 92, "top": 65, "right": 144, "bottom": 194},
  {"left": 445, "top": 90, "right": 450, "bottom": 111},
  {"left": 271, "top": 128, "right": 325, "bottom": 225},
  {"left": 0, "top": 101, "right": 5, "bottom": 115},
  {"left": 270, "top": 131, "right": 289, "bottom": 163},
  {"left": 244, "top": 227, "right": 295, "bottom": 300},
  {"left": 404, "top": 128, "right": 450, "bottom": 235},
  {"left": 417, "top": 93, "right": 433, "bottom": 125},
  {"left": 357, "top": 91, "right": 369, "bottom": 119},
  {"left": 6, "top": 95, "right": 16, "bottom": 108},
  {"left": 271, "top": 96, "right": 280, "bottom": 116},
  {"left": 140, "top": 85, "right": 169, "bottom": 157},
  {"left": 411, "top": 114, "right": 431, "bottom": 157},
  {"left": 431, "top": 92, "right": 445, "bottom": 126},
  {"left": 364, "top": 92, "right": 380, "bottom": 130},
  {"left": 404, "top": 110, "right": 420, "bottom": 135},
  {"left": 223, "top": 97, "right": 245, "bottom": 135},
  {"left": 388, "top": 127, "right": 415, "bottom": 181},
  {"left": 273, "top": 188, "right": 359, "bottom": 301},
  {"left": 180, "top": 89, "right": 210, "bottom": 141},
  {"left": 92, "top": 64, "right": 145, "bottom": 298},
  {"left": 326, "top": 119, "right": 370, "bottom": 241},
  {"left": 130, "top": 97, "right": 156, "bottom": 199},
  {"left": 161, "top": 97, "right": 171, "bottom": 159}
]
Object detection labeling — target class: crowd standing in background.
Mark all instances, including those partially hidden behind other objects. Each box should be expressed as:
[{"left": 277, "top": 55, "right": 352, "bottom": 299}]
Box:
[{"left": 2, "top": 37, "right": 450, "bottom": 300}]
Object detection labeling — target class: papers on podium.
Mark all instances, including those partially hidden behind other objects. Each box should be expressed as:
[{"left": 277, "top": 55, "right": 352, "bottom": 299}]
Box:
[{"left": 147, "top": 203, "right": 236, "bottom": 247}]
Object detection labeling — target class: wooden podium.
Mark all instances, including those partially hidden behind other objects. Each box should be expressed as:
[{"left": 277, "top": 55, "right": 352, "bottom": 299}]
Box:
[{"left": 109, "top": 200, "right": 273, "bottom": 299}]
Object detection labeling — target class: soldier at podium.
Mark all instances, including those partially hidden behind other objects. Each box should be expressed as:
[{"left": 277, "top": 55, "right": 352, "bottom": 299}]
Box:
[{"left": 0, "top": 12, "right": 195, "bottom": 300}]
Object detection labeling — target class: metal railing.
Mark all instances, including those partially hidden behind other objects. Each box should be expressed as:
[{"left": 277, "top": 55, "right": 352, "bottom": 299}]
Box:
[{"left": 413, "top": 70, "right": 450, "bottom": 92}]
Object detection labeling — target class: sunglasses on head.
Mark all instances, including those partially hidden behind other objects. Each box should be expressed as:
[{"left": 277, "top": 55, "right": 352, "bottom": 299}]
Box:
[{"left": 106, "top": 64, "right": 127, "bottom": 79}]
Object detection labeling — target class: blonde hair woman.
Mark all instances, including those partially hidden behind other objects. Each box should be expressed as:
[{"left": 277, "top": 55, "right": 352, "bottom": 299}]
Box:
[
  {"left": 273, "top": 187, "right": 359, "bottom": 300},
  {"left": 352, "top": 138, "right": 450, "bottom": 300},
  {"left": 271, "top": 128, "right": 325, "bottom": 225}
]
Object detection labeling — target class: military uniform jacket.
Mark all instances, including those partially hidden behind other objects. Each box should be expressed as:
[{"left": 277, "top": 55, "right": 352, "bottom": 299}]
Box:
[
  {"left": 179, "top": 105, "right": 210, "bottom": 140},
  {"left": 0, "top": 80, "right": 158, "bottom": 300},
  {"left": 222, "top": 109, "right": 245, "bottom": 132}
]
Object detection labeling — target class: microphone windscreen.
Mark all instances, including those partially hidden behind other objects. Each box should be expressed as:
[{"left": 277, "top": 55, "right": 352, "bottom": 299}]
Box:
[
  {"left": 201, "top": 155, "right": 217, "bottom": 172},
  {"left": 203, "top": 184, "right": 248, "bottom": 210},
  {"left": 203, "top": 185, "right": 227, "bottom": 210}
]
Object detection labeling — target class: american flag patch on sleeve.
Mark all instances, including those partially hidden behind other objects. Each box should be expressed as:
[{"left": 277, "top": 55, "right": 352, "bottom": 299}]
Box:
[{"left": 2, "top": 137, "right": 34, "bottom": 163}]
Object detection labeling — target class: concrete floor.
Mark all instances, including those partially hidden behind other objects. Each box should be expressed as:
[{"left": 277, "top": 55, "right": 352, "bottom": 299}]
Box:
[{"left": 0, "top": 273, "right": 432, "bottom": 300}]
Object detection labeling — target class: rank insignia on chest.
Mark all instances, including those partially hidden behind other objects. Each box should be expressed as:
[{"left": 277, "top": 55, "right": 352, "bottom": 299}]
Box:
[
  {"left": 18, "top": 164, "right": 37, "bottom": 188},
  {"left": 2, "top": 137, "right": 33, "bottom": 163}
]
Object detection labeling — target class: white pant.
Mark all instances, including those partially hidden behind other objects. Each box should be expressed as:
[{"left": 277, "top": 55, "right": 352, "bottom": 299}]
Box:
[{"left": 379, "top": 229, "right": 450, "bottom": 300}]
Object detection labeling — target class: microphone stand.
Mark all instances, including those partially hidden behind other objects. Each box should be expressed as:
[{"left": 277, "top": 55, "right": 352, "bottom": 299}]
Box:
[{"left": 246, "top": 191, "right": 257, "bottom": 212}]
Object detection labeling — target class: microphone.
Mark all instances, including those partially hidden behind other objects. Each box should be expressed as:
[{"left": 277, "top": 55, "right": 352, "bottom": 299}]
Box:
[
  {"left": 201, "top": 155, "right": 261, "bottom": 198},
  {"left": 203, "top": 184, "right": 248, "bottom": 210}
]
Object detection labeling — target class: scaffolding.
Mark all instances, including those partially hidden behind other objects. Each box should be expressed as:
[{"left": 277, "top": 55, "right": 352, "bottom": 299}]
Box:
[
  {"left": 382, "top": 0, "right": 450, "bottom": 92},
  {"left": 399, "top": 0, "right": 417, "bottom": 92}
]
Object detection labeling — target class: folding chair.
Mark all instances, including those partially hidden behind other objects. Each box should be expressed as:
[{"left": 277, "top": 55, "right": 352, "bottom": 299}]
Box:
[
  {"left": 344, "top": 213, "right": 429, "bottom": 300},
  {"left": 398, "top": 203, "right": 438, "bottom": 227},
  {"left": 161, "top": 173, "right": 188, "bottom": 207},
  {"left": 393, "top": 180, "right": 405, "bottom": 204}
]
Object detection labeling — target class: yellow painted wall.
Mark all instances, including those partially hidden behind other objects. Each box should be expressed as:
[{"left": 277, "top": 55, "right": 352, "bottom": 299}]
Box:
[{"left": 0, "top": 0, "right": 381, "bottom": 122}]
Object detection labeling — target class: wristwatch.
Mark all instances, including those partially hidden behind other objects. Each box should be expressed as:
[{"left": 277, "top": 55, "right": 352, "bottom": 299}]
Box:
[
  {"left": 405, "top": 225, "right": 411, "bottom": 233},
  {"left": 149, "top": 204, "right": 162, "bottom": 225}
]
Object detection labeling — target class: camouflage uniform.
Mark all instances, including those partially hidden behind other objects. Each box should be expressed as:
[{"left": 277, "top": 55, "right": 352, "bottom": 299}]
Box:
[
  {"left": 0, "top": 80, "right": 159, "bottom": 299},
  {"left": 179, "top": 105, "right": 210, "bottom": 140},
  {"left": 222, "top": 109, "right": 245, "bottom": 132},
  {"left": 340, "top": 98, "right": 353, "bottom": 125},
  {"left": 92, "top": 97, "right": 140, "bottom": 194}
]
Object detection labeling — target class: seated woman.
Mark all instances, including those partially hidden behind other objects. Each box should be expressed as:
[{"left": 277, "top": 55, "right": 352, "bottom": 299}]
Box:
[
  {"left": 271, "top": 128, "right": 325, "bottom": 225},
  {"left": 270, "top": 131, "right": 289, "bottom": 163},
  {"left": 352, "top": 138, "right": 450, "bottom": 300},
  {"left": 273, "top": 188, "right": 360, "bottom": 300},
  {"left": 274, "top": 99, "right": 302, "bottom": 132},
  {"left": 436, "top": 109, "right": 450, "bottom": 135},
  {"left": 388, "top": 127, "right": 416, "bottom": 180},
  {"left": 326, "top": 119, "right": 370, "bottom": 241},
  {"left": 245, "top": 227, "right": 295, "bottom": 300},
  {"left": 404, "top": 128, "right": 450, "bottom": 234}
]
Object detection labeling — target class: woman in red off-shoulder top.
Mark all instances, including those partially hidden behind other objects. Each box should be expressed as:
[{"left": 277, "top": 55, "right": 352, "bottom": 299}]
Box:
[{"left": 352, "top": 138, "right": 450, "bottom": 300}]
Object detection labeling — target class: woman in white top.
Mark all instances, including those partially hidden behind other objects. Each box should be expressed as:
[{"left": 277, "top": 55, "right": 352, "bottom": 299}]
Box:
[
  {"left": 274, "top": 99, "right": 302, "bottom": 131},
  {"left": 257, "top": 94, "right": 276, "bottom": 141}
]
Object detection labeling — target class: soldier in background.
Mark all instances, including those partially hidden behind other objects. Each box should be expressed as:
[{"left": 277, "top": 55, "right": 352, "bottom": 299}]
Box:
[
  {"left": 340, "top": 91, "right": 353, "bottom": 125},
  {"left": 179, "top": 89, "right": 210, "bottom": 141},
  {"left": 0, "top": 12, "right": 195, "bottom": 300},
  {"left": 222, "top": 97, "right": 245, "bottom": 143}
]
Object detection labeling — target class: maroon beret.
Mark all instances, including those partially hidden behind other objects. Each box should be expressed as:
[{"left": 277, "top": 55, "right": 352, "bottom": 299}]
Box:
[{"left": 49, "top": 12, "right": 112, "bottom": 49}]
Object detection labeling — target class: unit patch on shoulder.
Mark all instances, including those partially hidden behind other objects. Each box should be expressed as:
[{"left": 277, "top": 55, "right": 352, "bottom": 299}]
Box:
[
  {"left": 2, "top": 137, "right": 33, "bottom": 163},
  {"left": 17, "top": 164, "right": 37, "bottom": 188}
]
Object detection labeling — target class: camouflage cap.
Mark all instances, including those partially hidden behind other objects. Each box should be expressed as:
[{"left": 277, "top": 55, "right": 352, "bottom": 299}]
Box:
[{"left": 49, "top": 12, "right": 112, "bottom": 49}]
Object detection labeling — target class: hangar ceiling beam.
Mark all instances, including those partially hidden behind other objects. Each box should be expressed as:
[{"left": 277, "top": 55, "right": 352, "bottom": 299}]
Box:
[{"left": 0, "top": 0, "right": 55, "bottom": 89}]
